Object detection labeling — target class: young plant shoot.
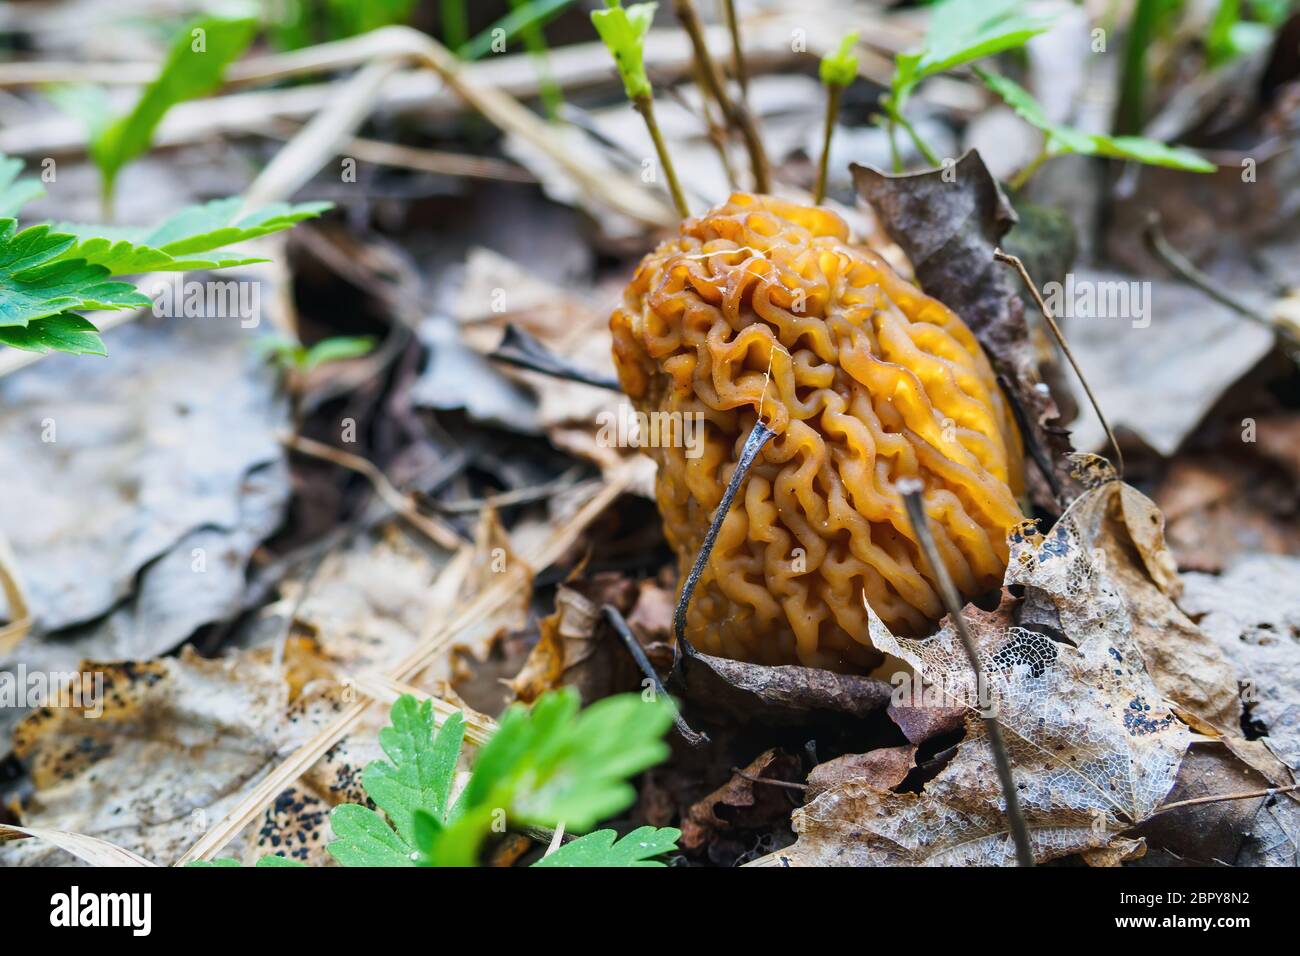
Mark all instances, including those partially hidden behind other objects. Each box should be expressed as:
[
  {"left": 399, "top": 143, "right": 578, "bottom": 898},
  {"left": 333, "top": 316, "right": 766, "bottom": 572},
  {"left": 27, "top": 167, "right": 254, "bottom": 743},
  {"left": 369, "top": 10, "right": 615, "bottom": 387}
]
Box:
[
  {"left": 815, "top": 31, "right": 859, "bottom": 204},
  {"left": 592, "top": 1, "right": 690, "bottom": 218}
]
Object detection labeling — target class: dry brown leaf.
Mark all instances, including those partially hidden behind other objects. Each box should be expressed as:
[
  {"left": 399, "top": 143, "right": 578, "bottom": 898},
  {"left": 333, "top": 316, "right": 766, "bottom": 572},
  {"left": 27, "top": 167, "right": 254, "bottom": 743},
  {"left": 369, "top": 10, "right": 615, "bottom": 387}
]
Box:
[
  {"left": 807, "top": 746, "right": 916, "bottom": 799},
  {"left": 681, "top": 749, "right": 803, "bottom": 851},
  {"left": 1, "top": 645, "right": 308, "bottom": 866},
  {"left": 777, "top": 468, "right": 1194, "bottom": 866}
]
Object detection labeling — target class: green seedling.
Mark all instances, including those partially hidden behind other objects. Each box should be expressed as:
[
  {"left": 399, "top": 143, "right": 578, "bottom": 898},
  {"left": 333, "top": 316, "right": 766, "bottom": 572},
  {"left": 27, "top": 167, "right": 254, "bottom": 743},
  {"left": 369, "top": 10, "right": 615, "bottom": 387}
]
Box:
[
  {"left": 50, "top": 13, "right": 258, "bottom": 219},
  {"left": 592, "top": 1, "right": 690, "bottom": 217},
  {"left": 194, "top": 689, "right": 681, "bottom": 867},
  {"left": 814, "top": 31, "right": 859, "bottom": 204},
  {"left": 976, "top": 68, "right": 1215, "bottom": 189}
]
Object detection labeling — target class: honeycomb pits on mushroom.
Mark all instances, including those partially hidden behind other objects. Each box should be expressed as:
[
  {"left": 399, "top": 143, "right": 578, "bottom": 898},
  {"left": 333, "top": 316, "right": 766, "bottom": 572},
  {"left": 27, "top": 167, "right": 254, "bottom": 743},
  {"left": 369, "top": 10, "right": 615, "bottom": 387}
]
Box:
[{"left": 610, "top": 194, "right": 1027, "bottom": 670}]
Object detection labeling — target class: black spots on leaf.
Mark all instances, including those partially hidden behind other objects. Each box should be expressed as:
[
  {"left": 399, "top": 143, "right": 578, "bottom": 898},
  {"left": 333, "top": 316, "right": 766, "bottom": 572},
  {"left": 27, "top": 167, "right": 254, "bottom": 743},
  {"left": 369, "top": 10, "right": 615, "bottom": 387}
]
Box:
[{"left": 1122, "top": 695, "right": 1175, "bottom": 736}]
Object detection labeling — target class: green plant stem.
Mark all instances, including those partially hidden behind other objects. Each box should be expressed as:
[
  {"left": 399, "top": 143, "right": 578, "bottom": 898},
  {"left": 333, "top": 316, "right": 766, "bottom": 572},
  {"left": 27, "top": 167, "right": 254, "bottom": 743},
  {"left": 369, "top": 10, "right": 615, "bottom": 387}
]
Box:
[
  {"left": 887, "top": 115, "right": 902, "bottom": 173},
  {"left": 441, "top": 0, "right": 469, "bottom": 52},
  {"left": 99, "top": 181, "right": 115, "bottom": 225},
  {"left": 1008, "top": 147, "right": 1050, "bottom": 192},
  {"left": 1115, "top": 0, "right": 1158, "bottom": 135},
  {"left": 895, "top": 110, "right": 941, "bottom": 168},
  {"left": 721, "top": 0, "right": 750, "bottom": 100},
  {"left": 814, "top": 84, "right": 842, "bottom": 204},
  {"left": 672, "top": 0, "right": 770, "bottom": 193},
  {"left": 633, "top": 93, "right": 690, "bottom": 219}
]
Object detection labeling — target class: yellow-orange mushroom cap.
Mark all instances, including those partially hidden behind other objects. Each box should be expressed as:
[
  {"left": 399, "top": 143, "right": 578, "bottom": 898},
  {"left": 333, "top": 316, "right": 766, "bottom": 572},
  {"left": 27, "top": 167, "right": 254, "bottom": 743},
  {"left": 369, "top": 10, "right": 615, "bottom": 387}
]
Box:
[{"left": 610, "top": 194, "right": 1026, "bottom": 670}]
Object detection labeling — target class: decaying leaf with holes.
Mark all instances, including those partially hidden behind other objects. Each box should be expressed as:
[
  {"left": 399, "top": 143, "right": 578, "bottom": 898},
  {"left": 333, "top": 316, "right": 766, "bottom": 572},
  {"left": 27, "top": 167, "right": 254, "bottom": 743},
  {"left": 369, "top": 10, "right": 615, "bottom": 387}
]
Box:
[
  {"left": 1, "top": 646, "right": 302, "bottom": 866},
  {"left": 769, "top": 462, "right": 1196, "bottom": 866}
]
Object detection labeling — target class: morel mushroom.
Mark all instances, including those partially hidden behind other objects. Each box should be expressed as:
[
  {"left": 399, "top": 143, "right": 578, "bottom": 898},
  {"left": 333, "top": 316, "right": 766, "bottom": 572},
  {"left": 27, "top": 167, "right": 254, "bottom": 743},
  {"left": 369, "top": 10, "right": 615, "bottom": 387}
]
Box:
[{"left": 611, "top": 194, "right": 1026, "bottom": 670}]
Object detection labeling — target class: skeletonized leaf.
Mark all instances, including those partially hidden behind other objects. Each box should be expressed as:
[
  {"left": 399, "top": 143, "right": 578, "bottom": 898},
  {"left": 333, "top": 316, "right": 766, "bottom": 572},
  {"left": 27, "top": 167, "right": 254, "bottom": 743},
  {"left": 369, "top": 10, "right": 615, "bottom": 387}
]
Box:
[{"left": 779, "top": 461, "right": 1193, "bottom": 865}]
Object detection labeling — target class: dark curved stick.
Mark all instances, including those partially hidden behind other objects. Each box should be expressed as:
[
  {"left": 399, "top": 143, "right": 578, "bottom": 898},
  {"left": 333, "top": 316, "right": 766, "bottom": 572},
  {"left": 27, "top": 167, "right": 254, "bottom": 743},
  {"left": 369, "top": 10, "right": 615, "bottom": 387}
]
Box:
[
  {"left": 490, "top": 324, "right": 621, "bottom": 391},
  {"left": 899, "top": 483, "right": 1035, "bottom": 867},
  {"left": 673, "top": 420, "right": 775, "bottom": 657},
  {"left": 602, "top": 604, "right": 709, "bottom": 748}
]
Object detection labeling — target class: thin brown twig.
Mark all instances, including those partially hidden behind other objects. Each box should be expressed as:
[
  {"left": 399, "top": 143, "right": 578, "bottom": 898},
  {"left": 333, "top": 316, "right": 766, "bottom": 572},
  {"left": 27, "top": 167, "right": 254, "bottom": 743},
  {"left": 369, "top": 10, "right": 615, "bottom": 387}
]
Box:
[
  {"left": 671, "top": 0, "right": 770, "bottom": 193},
  {"left": 1148, "top": 782, "right": 1300, "bottom": 817},
  {"left": 0, "top": 531, "right": 31, "bottom": 655},
  {"left": 720, "top": 0, "right": 751, "bottom": 100},
  {"left": 1143, "top": 212, "right": 1300, "bottom": 355},
  {"left": 731, "top": 768, "right": 809, "bottom": 792},
  {"left": 602, "top": 605, "right": 709, "bottom": 748},
  {"left": 994, "top": 249, "right": 1124, "bottom": 479},
  {"left": 282, "top": 433, "right": 464, "bottom": 551},
  {"left": 899, "top": 484, "right": 1035, "bottom": 867}
]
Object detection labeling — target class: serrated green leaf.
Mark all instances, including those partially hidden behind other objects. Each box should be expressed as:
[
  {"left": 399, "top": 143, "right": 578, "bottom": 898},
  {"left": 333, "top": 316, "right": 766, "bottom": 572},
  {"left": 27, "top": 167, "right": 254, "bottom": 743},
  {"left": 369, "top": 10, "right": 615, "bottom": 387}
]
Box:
[
  {"left": 0, "top": 156, "right": 44, "bottom": 218},
  {"left": 326, "top": 804, "right": 417, "bottom": 867},
  {"left": 0, "top": 219, "right": 150, "bottom": 328},
  {"left": 362, "top": 700, "right": 465, "bottom": 844},
  {"left": 0, "top": 313, "right": 106, "bottom": 355},
  {"left": 47, "top": 199, "right": 330, "bottom": 277},
  {"left": 532, "top": 826, "right": 680, "bottom": 867},
  {"left": 976, "top": 69, "right": 1216, "bottom": 173},
  {"left": 142, "top": 199, "right": 333, "bottom": 257},
  {"left": 327, "top": 688, "right": 675, "bottom": 868},
  {"left": 90, "top": 16, "right": 258, "bottom": 195}
]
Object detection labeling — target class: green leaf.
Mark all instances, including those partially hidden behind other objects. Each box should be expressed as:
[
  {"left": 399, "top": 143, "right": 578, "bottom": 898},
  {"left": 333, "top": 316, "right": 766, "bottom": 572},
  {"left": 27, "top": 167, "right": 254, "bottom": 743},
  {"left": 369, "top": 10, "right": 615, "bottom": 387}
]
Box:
[
  {"left": 591, "top": 1, "right": 657, "bottom": 101},
  {"left": 140, "top": 199, "right": 333, "bottom": 257},
  {"left": 252, "top": 334, "right": 307, "bottom": 369},
  {"left": 532, "top": 826, "right": 680, "bottom": 867},
  {"left": 461, "top": 0, "right": 575, "bottom": 61},
  {"left": 462, "top": 688, "right": 675, "bottom": 833},
  {"left": 302, "top": 335, "right": 376, "bottom": 371},
  {"left": 325, "top": 688, "right": 675, "bottom": 868},
  {"left": 50, "top": 199, "right": 330, "bottom": 276},
  {"left": 976, "top": 69, "right": 1216, "bottom": 173},
  {"left": 89, "top": 15, "right": 258, "bottom": 197},
  {"left": 819, "top": 31, "right": 860, "bottom": 88},
  {"left": 0, "top": 219, "right": 150, "bottom": 328},
  {"left": 186, "top": 858, "right": 242, "bottom": 867},
  {"left": 326, "top": 804, "right": 417, "bottom": 867},
  {"left": 0, "top": 156, "right": 44, "bottom": 219},
  {"left": 891, "top": 0, "right": 1052, "bottom": 109},
  {"left": 0, "top": 313, "right": 106, "bottom": 355},
  {"left": 362, "top": 699, "right": 465, "bottom": 844},
  {"left": 1087, "top": 134, "right": 1217, "bottom": 171}
]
